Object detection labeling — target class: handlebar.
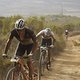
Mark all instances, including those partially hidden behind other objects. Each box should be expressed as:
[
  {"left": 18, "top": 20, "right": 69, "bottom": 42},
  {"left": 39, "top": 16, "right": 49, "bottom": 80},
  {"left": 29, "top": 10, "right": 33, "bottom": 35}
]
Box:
[
  {"left": 2, "top": 54, "right": 32, "bottom": 63},
  {"left": 40, "top": 45, "right": 54, "bottom": 48},
  {"left": 40, "top": 45, "right": 54, "bottom": 51}
]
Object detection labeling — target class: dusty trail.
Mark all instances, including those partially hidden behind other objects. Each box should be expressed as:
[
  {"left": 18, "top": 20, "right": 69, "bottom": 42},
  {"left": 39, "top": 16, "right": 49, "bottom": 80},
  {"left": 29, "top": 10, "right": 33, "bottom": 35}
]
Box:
[{"left": 41, "top": 35, "right": 80, "bottom": 80}]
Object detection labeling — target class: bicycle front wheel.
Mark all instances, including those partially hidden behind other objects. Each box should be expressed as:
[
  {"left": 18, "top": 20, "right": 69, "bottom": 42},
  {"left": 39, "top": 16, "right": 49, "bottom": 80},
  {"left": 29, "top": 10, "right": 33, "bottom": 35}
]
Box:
[
  {"left": 5, "top": 67, "right": 23, "bottom": 80},
  {"left": 38, "top": 51, "right": 46, "bottom": 80}
]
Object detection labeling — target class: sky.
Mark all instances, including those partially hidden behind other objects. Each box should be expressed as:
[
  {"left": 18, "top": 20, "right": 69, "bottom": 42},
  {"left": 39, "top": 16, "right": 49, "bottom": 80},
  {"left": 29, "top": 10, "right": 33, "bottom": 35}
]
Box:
[{"left": 0, "top": 0, "right": 80, "bottom": 17}]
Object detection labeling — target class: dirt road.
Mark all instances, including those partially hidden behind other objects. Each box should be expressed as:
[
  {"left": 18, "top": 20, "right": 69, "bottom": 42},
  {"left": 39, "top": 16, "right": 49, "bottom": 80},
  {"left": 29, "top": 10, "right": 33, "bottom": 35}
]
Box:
[{"left": 42, "top": 35, "right": 80, "bottom": 80}]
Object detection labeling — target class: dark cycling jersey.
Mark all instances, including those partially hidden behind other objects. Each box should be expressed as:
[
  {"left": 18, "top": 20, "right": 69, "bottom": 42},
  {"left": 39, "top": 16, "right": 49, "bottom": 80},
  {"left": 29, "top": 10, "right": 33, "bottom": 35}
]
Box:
[
  {"left": 9, "top": 28, "right": 36, "bottom": 45},
  {"left": 9, "top": 28, "right": 37, "bottom": 56},
  {"left": 65, "top": 31, "right": 69, "bottom": 35}
]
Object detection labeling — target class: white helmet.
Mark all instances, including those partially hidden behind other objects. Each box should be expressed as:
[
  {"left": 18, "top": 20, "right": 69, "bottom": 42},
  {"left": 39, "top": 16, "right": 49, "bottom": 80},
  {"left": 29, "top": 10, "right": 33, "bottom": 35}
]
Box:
[
  {"left": 45, "top": 28, "right": 51, "bottom": 35},
  {"left": 65, "top": 30, "right": 68, "bottom": 32},
  {"left": 15, "top": 19, "right": 25, "bottom": 30}
]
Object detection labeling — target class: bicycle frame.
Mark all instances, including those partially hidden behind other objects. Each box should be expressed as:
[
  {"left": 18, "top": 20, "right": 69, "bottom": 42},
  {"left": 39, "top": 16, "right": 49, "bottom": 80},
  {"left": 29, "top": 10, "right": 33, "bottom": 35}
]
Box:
[
  {"left": 38, "top": 44, "right": 54, "bottom": 80},
  {"left": 38, "top": 46, "right": 49, "bottom": 80},
  {"left": 5, "top": 57, "right": 31, "bottom": 80},
  {"left": 5, "top": 55, "right": 38, "bottom": 80},
  {"left": 40, "top": 45, "right": 53, "bottom": 59},
  {"left": 40, "top": 46, "right": 49, "bottom": 67}
]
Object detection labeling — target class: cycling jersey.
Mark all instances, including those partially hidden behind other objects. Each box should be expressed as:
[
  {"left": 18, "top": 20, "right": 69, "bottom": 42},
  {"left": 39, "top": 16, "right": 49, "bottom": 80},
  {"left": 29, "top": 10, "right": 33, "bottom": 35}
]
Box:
[
  {"left": 9, "top": 28, "right": 37, "bottom": 56},
  {"left": 37, "top": 29, "right": 54, "bottom": 39},
  {"left": 10, "top": 28, "right": 36, "bottom": 45},
  {"left": 36, "top": 29, "right": 55, "bottom": 46}
]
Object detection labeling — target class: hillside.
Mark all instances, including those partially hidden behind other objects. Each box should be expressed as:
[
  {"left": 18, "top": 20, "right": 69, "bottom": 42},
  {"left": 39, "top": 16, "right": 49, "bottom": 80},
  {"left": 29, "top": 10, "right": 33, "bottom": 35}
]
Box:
[{"left": 0, "top": 15, "right": 80, "bottom": 80}]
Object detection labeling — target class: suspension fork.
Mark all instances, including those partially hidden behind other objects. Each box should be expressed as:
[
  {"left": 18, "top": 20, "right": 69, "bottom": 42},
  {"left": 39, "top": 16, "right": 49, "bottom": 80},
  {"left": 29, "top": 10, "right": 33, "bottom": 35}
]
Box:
[{"left": 47, "top": 47, "right": 51, "bottom": 65}]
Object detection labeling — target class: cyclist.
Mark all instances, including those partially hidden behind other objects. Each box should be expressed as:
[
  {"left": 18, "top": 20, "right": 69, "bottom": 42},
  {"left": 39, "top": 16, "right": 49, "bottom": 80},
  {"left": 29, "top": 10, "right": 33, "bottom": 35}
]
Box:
[
  {"left": 2, "top": 19, "right": 38, "bottom": 80},
  {"left": 65, "top": 29, "right": 69, "bottom": 40},
  {"left": 36, "top": 28, "right": 56, "bottom": 67}
]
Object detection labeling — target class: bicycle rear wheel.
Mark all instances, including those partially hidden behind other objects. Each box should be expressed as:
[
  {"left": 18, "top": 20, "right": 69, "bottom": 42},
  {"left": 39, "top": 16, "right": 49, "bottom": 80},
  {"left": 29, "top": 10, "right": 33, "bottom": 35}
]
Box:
[{"left": 5, "top": 67, "right": 23, "bottom": 80}]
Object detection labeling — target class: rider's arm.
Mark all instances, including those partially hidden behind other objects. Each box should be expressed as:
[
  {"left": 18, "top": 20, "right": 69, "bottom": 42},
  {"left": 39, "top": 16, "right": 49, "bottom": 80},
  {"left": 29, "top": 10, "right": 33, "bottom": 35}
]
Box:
[
  {"left": 51, "top": 32, "right": 56, "bottom": 43},
  {"left": 31, "top": 31, "right": 38, "bottom": 53},
  {"left": 36, "top": 31, "right": 43, "bottom": 39},
  {"left": 4, "top": 39, "right": 12, "bottom": 54},
  {"left": 4, "top": 33, "right": 14, "bottom": 55}
]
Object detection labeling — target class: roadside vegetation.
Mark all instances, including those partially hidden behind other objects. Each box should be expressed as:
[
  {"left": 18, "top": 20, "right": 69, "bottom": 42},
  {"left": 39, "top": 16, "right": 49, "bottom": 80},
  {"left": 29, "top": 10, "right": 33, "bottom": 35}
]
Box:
[{"left": 0, "top": 15, "right": 80, "bottom": 79}]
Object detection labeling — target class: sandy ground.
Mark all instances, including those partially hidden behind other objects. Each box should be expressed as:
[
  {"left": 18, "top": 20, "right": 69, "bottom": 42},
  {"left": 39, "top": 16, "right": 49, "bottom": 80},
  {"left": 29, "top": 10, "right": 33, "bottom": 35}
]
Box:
[{"left": 41, "top": 35, "right": 80, "bottom": 80}]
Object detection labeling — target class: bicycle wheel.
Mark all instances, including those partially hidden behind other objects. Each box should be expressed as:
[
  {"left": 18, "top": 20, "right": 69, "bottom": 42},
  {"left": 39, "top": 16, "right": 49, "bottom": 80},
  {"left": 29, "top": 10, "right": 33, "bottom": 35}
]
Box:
[
  {"left": 5, "top": 67, "right": 23, "bottom": 80},
  {"left": 38, "top": 51, "right": 46, "bottom": 80}
]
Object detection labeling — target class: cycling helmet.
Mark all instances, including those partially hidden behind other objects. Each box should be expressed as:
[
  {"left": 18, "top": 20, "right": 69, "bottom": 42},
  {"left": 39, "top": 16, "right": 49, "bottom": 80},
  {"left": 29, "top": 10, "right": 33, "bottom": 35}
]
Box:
[
  {"left": 65, "top": 30, "right": 68, "bottom": 32},
  {"left": 45, "top": 28, "right": 51, "bottom": 35},
  {"left": 15, "top": 19, "right": 25, "bottom": 30}
]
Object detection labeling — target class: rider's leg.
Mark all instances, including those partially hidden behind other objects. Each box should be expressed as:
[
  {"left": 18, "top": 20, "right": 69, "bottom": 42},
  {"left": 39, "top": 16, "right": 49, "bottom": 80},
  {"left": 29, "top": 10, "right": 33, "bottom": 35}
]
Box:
[
  {"left": 47, "top": 38, "right": 52, "bottom": 66},
  {"left": 18, "top": 57, "right": 27, "bottom": 70},
  {"left": 18, "top": 58, "right": 28, "bottom": 80},
  {"left": 48, "top": 48, "right": 51, "bottom": 66},
  {"left": 27, "top": 43, "right": 34, "bottom": 80},
  {"left": 27, "top": 57, "right": 33, "bottom": 80}
]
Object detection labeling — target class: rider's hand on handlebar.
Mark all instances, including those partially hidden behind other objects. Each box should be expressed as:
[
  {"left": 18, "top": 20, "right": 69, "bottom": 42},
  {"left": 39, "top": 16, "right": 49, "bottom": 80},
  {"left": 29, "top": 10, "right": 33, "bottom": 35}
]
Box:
[
  {"left": 28, "top": 52, "right": 33, "bottom": 57},
  {"left": 2, "top": 53, "right": 7, "bottom": 58},
  {"left": 50, "top": 45, "right": 54, "bottom": 48}
]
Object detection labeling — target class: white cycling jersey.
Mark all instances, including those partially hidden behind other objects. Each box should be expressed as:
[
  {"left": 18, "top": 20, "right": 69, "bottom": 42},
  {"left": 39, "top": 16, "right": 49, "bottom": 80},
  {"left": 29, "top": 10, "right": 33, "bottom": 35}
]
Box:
[{"left": 36, "top": 29, "right": 54, "bottom": 39}]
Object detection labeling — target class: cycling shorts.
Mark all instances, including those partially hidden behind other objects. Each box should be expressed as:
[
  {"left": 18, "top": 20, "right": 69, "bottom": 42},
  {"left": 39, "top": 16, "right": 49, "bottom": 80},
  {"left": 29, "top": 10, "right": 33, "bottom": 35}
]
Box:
[
  {"left": 65, "top": 32, "right": 68, "bottom": 35},
  {"left": 41, "top": 38, "right": 52, "bottom": 46},
  {"left": 15, "top": 43, "right": 33, "bottom": 56}
]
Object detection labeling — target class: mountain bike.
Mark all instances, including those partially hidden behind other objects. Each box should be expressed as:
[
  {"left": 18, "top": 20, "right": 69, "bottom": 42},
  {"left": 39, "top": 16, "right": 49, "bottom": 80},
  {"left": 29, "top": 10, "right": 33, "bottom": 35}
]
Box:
[
  {"left": 4, "top": 55, "right": 38, "bottom": 80},
  {"left": 38, "top": 44, "right": 53, "bottom": 80}
]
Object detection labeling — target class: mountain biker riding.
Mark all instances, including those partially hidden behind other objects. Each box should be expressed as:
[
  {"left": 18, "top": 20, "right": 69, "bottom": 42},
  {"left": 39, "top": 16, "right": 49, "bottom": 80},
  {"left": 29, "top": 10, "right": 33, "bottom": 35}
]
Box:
[
  {"left": 36, "top": 28, "right": 56, "bottom": 67},
  {"left": 2, "top": 19, "right": 38, "bottom": 80},
  {"left": 65, "top": 29, "right": 69, "bottom": 40}
]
